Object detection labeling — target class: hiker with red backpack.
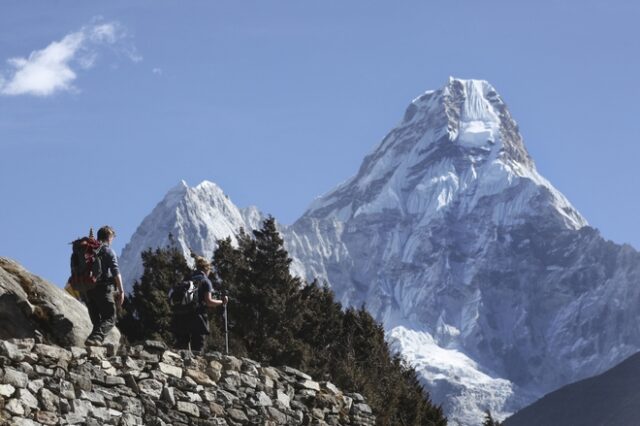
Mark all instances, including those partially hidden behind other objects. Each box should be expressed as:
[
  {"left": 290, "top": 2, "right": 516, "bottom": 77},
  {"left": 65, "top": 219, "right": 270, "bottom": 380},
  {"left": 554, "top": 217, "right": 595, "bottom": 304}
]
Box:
[
  {"left": 169, "top": 252, "right": 227, "bottom": 353},
  {"left": 68, "top": 226, "right": 124, "bottom": 346}
]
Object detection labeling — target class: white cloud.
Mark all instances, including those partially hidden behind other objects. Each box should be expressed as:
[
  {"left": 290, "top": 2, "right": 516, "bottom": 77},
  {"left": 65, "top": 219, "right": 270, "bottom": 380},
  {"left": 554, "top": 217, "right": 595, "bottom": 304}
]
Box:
[
  {"left": 152, "top": 67, "right": 163, "bottom": 75},
  {"left": 0, "top": 20, "right": 140, "bottom": 97}
]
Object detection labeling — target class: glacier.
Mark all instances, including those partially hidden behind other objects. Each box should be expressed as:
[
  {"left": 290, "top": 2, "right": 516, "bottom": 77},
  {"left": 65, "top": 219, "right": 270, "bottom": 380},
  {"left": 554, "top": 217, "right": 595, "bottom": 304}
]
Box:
[{"left": 120, "top": 77, "right": 640, "bottom": 425}]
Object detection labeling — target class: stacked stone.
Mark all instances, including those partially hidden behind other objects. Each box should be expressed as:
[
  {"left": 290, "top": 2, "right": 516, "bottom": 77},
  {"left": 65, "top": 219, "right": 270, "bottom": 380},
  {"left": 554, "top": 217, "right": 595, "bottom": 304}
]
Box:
[{"left": 0, "top": 339, "right": 375, "bottom": 426}]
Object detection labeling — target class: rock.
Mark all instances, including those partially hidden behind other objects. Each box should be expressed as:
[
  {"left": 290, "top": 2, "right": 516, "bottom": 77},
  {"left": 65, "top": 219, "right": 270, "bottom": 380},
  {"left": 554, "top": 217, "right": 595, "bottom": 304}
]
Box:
[
  {"left": 9, "top": 418, "right": 40, "bottom": 426},
  {"left": 64, "top": 412, "right": 86, "bottom": 424},
  {"left": 276, "top": 389, "right": 291, "bottom": 409},
  {"left": 209, "top": 401, "right": 225, "bottom": 416},
  {"left": 144, "top": 340, "right": 167, "bottom": 352},
  {"left": 186, "top": 368, "right": 214, "bottom": 386},
  {"left": 161, "top": 350, "right": 182, "bottom": 364},
  {"left": 240, "top": 373, "right": 258, "bottom": 389},
  {"left": 79, "top": 389, "right": 106, "bottom": 406},
  {"left": 348, "top": 392, "right": 365, "bottom": 402},
  {"left": 38, "top": 387, "right": 60, "bottom": 411},
  {"left": 0, "top": 340, "right": 25, "bottom": 362},
  {"left": 0, "top": 257, "right": 121, "bottom": 347},
  {"left": 17, "top": 388, "right": 38, "bottom": 409},
  {"left": 261, "top": 367, "right": 280, "bottom": 382},
  {"left": 87, "top": 345, "right": 108, "bottom": 360},
  {"left": 253, "top": 390, "right": 273, "bottom": 407},
  {"left": 221, "top": 356, "right": 242, "bottom": 371},
  {"left": 353, "top": 402, "right": 373, "bottom": 414},
  {"left": 58, "top": 380, "right": 75, "bottom": 400},
  {"left": 3, "top": 367, "right": 28, "bottom": 388},
  {"left": 161, "top": 386, "right": 176, "bottom": 406},
  {"left": 177, "top": 400, "right": 200, "bottom": 417},
  {"left": 26, "top": 379, "right": 44, "bottom": 395},
  {"left": 299, "top": 380, "right": 321, "bottom": 392},
  {"left": 323, "top": 381, "right": 340, "bottom": 395},
  {"left": 267, "top": 406, "right": 288, "bottom": 423},
  {"left": 138, "top": 379, "right": 163, "bottom": 399},
  {"left": 228, "top": 408, "right": 249, "bottom": 423},
  {"left": 34, "top": 365, "right": 54, "bottom": 376},
  {"left": 104, "top": 375, "right": 126, "bottom": 386},
  {"left": 35, "top": 410, "right": 58, "bottom": 425},
  {"left": 0, "top": 383, "right": 15, "bottom": 397},
  {"left": 69, "top": 371, "right": 92, "bottom": 391},
  {"left": 158, "top": 362, "right": 183, "bottom": 378},
  {"left": 119, "top": 413, "right": 143, "bottom": 426},
  {"left": 70, "top": 346, "right": 87, "bottom": 359},
  {"left": 280, "top": 366, "right": 312, "bottom": 381},
  {"left": 34, "top": 343, "right": 72, "bottom": 364},
  {"left": 5, "top": 398, "right": 24, "bottom": 415}
]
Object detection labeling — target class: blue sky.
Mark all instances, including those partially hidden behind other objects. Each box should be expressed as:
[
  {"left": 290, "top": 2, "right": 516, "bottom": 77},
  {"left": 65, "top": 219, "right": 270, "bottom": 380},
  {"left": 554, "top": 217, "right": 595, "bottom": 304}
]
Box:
[{"left": 1, "top": 1, "right": 639, "bottom": 286}]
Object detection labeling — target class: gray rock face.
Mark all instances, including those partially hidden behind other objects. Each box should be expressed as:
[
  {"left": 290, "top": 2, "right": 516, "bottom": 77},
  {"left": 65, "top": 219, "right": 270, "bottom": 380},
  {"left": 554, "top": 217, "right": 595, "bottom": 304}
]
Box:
[
  {"left": 0, "top": 257, "right": 120, "bottom": 348},
  {"left": 0, "top": 338, "right": 376, "bottom": 425}
]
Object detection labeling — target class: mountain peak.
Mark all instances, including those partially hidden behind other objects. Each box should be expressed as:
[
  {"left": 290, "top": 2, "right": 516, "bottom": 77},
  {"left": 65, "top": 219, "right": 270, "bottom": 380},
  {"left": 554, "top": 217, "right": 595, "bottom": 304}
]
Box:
[{"left": 303, "top": 79, "right": 584, "bottom": 230}]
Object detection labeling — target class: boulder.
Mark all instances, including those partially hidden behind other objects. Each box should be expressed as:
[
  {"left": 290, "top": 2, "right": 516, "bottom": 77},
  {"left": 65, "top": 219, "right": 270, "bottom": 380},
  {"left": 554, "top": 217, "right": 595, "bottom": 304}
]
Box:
[{"left": 0, "top": 257, "right": 120, "bottom": 348}]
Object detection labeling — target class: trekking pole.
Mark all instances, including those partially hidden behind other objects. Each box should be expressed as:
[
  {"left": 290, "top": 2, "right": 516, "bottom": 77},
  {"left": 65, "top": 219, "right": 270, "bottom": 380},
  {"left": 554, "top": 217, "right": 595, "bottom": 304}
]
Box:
[{"left": 224, "top": 303, "right": 229, "bottom": 354}]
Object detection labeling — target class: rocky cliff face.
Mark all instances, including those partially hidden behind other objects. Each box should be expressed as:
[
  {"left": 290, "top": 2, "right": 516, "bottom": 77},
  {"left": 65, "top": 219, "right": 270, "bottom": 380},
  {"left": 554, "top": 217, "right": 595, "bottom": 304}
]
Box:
[{"left": 0, "top": 339, "right": 375, "bottom": 426}]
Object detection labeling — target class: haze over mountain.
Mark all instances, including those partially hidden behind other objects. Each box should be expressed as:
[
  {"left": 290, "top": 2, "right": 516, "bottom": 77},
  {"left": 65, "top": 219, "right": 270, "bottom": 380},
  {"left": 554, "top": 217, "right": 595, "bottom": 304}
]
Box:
[{"left": 120, "top": 78, "right": 640, "bottom": 425}]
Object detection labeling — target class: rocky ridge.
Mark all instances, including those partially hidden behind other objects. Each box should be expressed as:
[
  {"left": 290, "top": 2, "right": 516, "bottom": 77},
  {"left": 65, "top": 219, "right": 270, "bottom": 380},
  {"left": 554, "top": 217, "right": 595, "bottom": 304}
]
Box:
[{"left": 0, "top": 338, "right": 375, "bottom": 426}]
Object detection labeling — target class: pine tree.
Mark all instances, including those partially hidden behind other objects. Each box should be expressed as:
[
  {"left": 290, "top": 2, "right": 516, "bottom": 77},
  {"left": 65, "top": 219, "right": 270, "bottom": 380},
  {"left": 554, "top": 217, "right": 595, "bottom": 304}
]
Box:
[
  {"left": 118, "top": 243, "right": 190, "bottom": 343},
  {"left": 123, "top": 219, "right": 449, "bottom": 425}
]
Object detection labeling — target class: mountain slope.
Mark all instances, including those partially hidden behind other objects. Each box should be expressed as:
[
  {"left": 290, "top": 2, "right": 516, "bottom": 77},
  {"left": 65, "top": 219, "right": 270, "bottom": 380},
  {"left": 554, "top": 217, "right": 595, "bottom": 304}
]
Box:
[
  {"left": 503, "top": 351, "right": 640, "bottom": 426},
  {"left": 283, "top": 78, "right": 640, "bottom": 423}
]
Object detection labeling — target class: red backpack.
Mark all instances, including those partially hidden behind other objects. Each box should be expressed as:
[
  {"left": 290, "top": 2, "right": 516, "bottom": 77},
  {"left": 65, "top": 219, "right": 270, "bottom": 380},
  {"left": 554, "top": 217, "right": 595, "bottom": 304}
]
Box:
[{"left": 69, "top": 228, "right": 104, "bottom": 292}]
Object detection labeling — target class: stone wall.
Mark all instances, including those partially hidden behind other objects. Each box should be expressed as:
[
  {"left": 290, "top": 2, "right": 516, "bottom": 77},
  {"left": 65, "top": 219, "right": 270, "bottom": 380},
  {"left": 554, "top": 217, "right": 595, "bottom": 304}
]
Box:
[{"left": 0, "top": 339, "right": 375, "bottom": 426}]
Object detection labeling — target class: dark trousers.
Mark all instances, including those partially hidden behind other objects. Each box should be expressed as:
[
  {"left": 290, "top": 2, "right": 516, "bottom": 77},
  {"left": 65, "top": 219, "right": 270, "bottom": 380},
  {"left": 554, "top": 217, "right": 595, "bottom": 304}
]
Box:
[
  {"left": 83, "top": 284, "right": 116, "bottom": 343},
  {"left": 173, "top": 312, "right": 209, "bottom": 352}
]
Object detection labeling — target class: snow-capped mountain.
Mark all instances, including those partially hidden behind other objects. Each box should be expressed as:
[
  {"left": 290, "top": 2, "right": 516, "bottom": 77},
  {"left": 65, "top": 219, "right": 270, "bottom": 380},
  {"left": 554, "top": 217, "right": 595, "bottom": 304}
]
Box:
[
  {"left": 120, "top": 78, "right": 640, "bottom": 425},
  {"left": 119, "top": 180, "right": 264, "bottom": 291}
]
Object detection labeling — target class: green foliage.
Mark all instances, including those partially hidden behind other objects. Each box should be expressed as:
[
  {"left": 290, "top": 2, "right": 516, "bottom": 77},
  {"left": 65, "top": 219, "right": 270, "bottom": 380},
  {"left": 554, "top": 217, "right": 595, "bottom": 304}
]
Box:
[
  {"left": 119, "top": 217, "right": 448, "bottom": 425},
  {"left": 118, "top": 243, "right": 190, "bottom": 343}
]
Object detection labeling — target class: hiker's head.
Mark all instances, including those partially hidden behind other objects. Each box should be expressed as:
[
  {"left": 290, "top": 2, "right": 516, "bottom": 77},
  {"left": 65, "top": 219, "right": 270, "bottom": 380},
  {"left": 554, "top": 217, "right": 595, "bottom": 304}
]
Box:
[
  {"left": 190, "top": 249, "right": 211, "bottom": 273},
  {"left": 194, "top": 256, "right": 211, "bottom": 273},
  {"left": 97, "top": 226, "right": 116, "bottom": 243}
]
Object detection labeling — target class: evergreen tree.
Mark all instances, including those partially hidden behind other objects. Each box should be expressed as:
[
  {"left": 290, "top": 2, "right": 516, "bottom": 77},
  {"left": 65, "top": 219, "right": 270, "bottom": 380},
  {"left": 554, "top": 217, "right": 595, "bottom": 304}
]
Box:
[
  {"left": 118, "top": 243, "right": 190, "bottom": 343},
  {"left": 121, "top": 219, "right": 448, "bottom": 425}
]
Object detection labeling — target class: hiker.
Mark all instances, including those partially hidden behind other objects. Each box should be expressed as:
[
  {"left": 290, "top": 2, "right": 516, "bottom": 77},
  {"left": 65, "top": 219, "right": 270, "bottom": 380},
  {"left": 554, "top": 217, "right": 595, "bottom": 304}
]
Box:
[
  {"left": 83, "top": 226, "right": 125, "bottom": 346},
  {"left": 171, "top": 254, "right": 227, "bottom": 353}
]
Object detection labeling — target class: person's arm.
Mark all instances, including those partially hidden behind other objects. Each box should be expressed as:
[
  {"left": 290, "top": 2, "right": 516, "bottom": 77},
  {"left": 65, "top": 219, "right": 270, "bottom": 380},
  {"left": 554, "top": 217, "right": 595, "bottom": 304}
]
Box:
[
  {"left": 107, "top": 248, "right": 125, "bottom": 306},
  {"left": 204, "top": 290, "right": 224, "bottom": 307},
  {"left": 114, "top": 274, "right": 125, "bottom": 307}
]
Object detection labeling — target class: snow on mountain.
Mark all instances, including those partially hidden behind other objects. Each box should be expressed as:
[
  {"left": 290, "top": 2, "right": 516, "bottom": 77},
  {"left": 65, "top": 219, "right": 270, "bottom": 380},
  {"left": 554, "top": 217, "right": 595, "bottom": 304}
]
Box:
[
  {"left": 119, "top": 180, "right": 264, "bottom": 291},
  {"left": 120, "top": 77, "right": 640, "bottom": 425}
]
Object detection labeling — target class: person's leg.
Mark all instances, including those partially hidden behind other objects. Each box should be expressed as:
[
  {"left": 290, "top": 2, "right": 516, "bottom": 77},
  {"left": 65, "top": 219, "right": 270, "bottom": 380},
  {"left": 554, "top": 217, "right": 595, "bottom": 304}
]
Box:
[
  {"left": 92, "top": 285, "right": 116, "bottom": 343},
  {"left": 83, "top": 290, "right": 101, "bottom": 342},
  {"left": 190, "top": 333, "right": 206, "bottom": 353}
]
